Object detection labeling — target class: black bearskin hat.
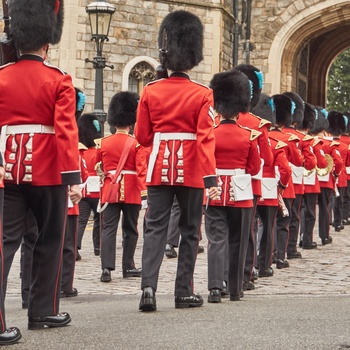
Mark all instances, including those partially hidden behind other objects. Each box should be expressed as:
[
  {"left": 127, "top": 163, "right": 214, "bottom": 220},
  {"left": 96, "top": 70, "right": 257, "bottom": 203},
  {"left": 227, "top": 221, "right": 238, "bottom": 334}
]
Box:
[
  {"left": 327, "top": 110, "right": 346, "bottom": 136},
  {"left": 283, "top": 92, "right": 304, "bottom": 127},
  {"left": 108, "top": 91, "right": 139, "bottom": 127},
  {"left": 272, "top": 94, "right": 293, "bottom": 127},
  {"left": 234, "top": 64, "right": 264, "bottom": 108},
  {"left": 158, "top": 10, "right": 203, "bottom": 72},
  {"left": 302, "top": 103, "right": 316, "bottom": 130},
  {"left": 10, "top": 0, "right": 64, "bottom": 52},
  {"left": 251, "top": 93, "right": 275, "bottom": 125},
  {"left": 77, "top": 113, "right": 102, "bottom": 148},
  {"left": 209, "top": 70, "right": 250, "bottom": 118},
  {"left": 309, "top": 106, "right": 329, "bottom": 135}
]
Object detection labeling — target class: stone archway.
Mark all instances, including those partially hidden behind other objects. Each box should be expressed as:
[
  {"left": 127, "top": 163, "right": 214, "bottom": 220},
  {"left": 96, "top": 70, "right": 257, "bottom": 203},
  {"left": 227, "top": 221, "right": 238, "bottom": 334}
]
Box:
[{"left": 265, "top": 0, "right": 350, "bottom": 106}]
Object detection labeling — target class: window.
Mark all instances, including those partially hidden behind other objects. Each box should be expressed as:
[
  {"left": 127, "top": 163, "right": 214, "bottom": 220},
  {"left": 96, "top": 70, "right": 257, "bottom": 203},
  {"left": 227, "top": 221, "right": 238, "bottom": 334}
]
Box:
[{"left": 128, "top": 62, "right": 156, "bottom": 94}]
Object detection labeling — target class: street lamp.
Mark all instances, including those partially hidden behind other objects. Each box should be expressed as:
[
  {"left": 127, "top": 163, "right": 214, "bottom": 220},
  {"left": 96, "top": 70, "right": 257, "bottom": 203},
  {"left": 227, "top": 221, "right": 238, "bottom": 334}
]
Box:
[{"left": 85, "top": 0, "right": 116, "bottom": 135}]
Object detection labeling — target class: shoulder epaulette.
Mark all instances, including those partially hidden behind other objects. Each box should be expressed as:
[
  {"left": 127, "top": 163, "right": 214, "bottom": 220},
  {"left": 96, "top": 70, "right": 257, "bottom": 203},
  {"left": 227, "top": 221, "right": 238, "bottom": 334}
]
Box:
[
  {"left": 0, "top": 62, "right": 16, "bottom": 70},
  {"left": 43, "top": 61, "right": 67, "bottom": 75},
  {"left": 190, "top": 79, "right": 210, "bottom": 89},
  {"left": 213, "top": 123, "right": 219, "bottom": 129},
  {"left": 275, "top": 140, "right": 288, "bottom": 150},
  {"left": 250, "top": 129, "right": 262, "bottom": 141},
  {"left": 303, "top": 134, "right": 314, "bottom": 142},
  {"left": 348, "top": 145, "right": 350, "bottom": 151},
  {"left": 288, "top": 134, "right": 300, "bottom": 142},
  {"left": 312, "top": 138, "right": 323, "bottom": 147},
  {"left": 330, "top": 141, "right": 340, "bottom": 147},
  {"left": 78, "top": 142, "right": 88, "bottom": 150},
  {"left": 94, "top": 138, "right": 103, "bottom": 148},
  {"left": 145, "top": 78, "right": 165, "bottom": 86}
]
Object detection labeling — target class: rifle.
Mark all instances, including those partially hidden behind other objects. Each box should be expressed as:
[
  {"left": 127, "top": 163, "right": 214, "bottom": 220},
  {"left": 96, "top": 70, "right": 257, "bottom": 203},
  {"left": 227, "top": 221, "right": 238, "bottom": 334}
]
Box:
[
  {"left": 156, "top": 28, "right": 168, "bottom": 79},
  {"left": 0, "top": 0, "right": 18, "bottom": 65}
]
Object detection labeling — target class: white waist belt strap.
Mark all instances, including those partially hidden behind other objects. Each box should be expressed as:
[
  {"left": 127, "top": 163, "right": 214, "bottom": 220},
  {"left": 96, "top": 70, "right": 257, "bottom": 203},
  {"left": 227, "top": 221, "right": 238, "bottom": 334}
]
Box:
[
  {"left": 216, "top": 169, "right": 246, "bottom": 176},
  {"left": 146, "top": 132, "right": 196, "bottom": 182},
  {"left": 0, "top": 124, "right": 55, "bottom": 158},
  {"left": 108, "top": 170, "right": 137, "bottom": 176}
]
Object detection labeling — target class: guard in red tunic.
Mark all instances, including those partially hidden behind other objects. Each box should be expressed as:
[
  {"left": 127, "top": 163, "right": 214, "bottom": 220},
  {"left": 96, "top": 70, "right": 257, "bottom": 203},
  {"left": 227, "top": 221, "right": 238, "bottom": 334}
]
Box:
[
  {"left": 282, "top": 92, "right": 315, "bottom": 259},
  {"left": 234, "top": 64, "right": 274, "bottom": 290},
  {"left": 0, "top": 0, "right": 82, "bottom": 330},
  {"left": 299, "top": 104, "right": 328, "bottom": 249},
  {"left": 77, "top": 113, "right": 103, "bottom": 259},
  {"left": 96, "top": 92, "right": 147, "bottom": 283},
  {"left": 269, "top": 94, "right": 304, "bottom": 269},
  {"left": 205, "top": 69, "right": 261, "bottom": 303},
  {"left": 309, "top": 109, "right": 343, "bottom": 245},
  {"left": 135, "top": 10, "right": 218, "bottom": 312}
]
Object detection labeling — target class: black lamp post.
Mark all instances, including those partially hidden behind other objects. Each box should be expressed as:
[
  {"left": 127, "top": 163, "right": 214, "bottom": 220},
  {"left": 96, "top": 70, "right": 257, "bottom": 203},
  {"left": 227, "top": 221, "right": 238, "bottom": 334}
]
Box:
[{"left": 85, "top": 0, "right": 116, "bottom": 135}]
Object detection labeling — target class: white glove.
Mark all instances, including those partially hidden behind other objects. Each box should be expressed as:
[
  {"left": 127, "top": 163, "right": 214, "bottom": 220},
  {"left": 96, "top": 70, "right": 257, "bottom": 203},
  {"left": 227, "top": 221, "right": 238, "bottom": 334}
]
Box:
[{"left": 141, "top": 199, "right": 148, "bottom": 210}]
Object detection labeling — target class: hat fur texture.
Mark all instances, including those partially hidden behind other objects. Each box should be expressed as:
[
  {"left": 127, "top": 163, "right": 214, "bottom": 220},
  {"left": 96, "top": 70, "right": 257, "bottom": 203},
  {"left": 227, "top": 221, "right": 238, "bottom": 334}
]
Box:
[
  {"left": 327, "top": 110, "right": 346, "bottom": 136},
  {"left": 283, "top": 92, "right": 304, "bottom": 127},
  {"left": 77, "top": 113, "right": 102, "bottom": 148},
  {"left": 210, "top": 70, "right": 251, "bottom": 118},
  {"left": 234, "top": 64, "right": 263, "bottom": 108},
  {"left": 251, "top": 93, "right": 275, "bottom": 125},
  {"left": 108, "top": 91, "right": 139, "bottom": 127},
  {"left": 302, "top": 103, "right": 316, "bottom": 130},
  {"left": 10, "top": 0, "right": 64, "bottom": 52},
  {"left": 158, "top": 10, "right": 203, "bottom": 72},
  {"left": 272, "top": 94, "right": 293, "bottom": 127},
  {"left": 309, "top": 106, "right": 329, "bottom": 135}
]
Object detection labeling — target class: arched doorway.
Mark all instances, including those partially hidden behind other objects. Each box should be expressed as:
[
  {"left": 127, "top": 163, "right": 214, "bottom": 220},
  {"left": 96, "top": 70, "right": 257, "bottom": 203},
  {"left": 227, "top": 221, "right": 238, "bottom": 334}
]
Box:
[{"left": 266, "top": 1, "right": 350, "bottom": 106}]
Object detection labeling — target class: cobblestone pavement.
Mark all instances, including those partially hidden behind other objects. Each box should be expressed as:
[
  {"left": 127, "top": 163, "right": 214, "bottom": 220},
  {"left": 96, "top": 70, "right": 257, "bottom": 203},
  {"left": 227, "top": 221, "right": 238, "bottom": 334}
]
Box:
[{"left": 6, "top": 209, "right": 350, "bottom": 299}]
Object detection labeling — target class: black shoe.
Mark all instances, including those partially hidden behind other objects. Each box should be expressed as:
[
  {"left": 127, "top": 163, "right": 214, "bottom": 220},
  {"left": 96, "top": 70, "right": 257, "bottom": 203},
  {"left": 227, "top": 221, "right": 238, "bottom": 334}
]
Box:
[
  {"left": 197, "top": 245, "right": 205, "bottom": 254},
  {"left": 259, "top": 267, "right": 274, "bottom": 277},
  {"left": 123, "top": 268, "right": 142, "bottom": 278},
  {"left": 164, "top": 244, "right": 177, "bottom": 259},
  {"left": 302, "top": 242, "right": 317, "bottom": 249},
  {"left": 243, "top": 281, "right": 255, "bottom": 291},
  {"left": 139, "top": 287, "right": 157, "bottom": 312},
  {"left": 100, "top": 268, "right": 111, "bottom": 282},
  {"left": 175, "top": 294, "right": 203, "bottom": 309},
  {"left": 250, "top": 269, "right": 258, "bottom": 281},
  {"left": 335, "top": 226, "right": 342, "bottom": 232},
  {"left": 342, "top": 219, "right": 350, "bottom": 225},
  {"left": 287, "top": 251, "right": 302, "bottom": 259},
  {"left": 0, "top": 327, "right": 21, "bottom": 345},
  {"left": 60, "top": 288, "right": 78, "bottom": 298},
  {"left": 221, "top": 281, "right": 229, "bottom": 298},
  {"left": 76, "top": 251, "right": 81, "bottom": 261},
  {"left": 208, "top": 289, "right": 221, "bottom": 303},
  {"left": 28, "top": 313, "right": 71, "bottom": 330},
  {"left": 322, "top": 236, "right": 333, "bottom": 245},
  {"left": 230, "top": 290, "right": 244, "bottom": 301},
  {"left": 94, "top": 248, "right": 100, "bottom": 256},
  {"left": 22, "top": 300, "right": 28, "bottom": 309},
  {"left": 276, "top": 259, "right": 289, "bottom": 269}
]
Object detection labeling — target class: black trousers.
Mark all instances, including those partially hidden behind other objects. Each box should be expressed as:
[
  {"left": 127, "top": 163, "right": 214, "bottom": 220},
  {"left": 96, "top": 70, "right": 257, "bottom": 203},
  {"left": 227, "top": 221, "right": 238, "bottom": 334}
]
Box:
[
  {"left": 275, "top": 198, "right": 293, "bottom": 260},
  {"left": 61, "top": 215, "right": 78, "bottom": 292},
  {"left": 243, "top": 195, "right": 258, "bottom": 283},
  {"left": 141, "top": 186, "right": 203, "bottom": 296},
  {"left": 166, "top": 197, "right": 181, "bottom": 247},
  {"left": 0, "top": 189, "right": 6, "bottom": 332},
  {"left": 20, "top": 210, "right": 38, "bottom": 304},
  {"left": 342, "top": 180, "right": 350, "bottom": 221},
  {"left": 100, "top": 202, "right": 139, "bottom": 271},
  {"left": 256, "top": 205, "right": 277, "bottom": 271},
  {"left": 77, "top": 197, "right": 100, "bottom": 250},
  {"left": 334, "top": 187, "right": 345, "bottom": 227},
  {"left": 318, "top": 188, "right": 333, "bottom": 240},
  {"left": 302, "top": 193, "right": 317, "bottom": 245},
  {"left": 3, "top": 184, "right": 67, "bottom": 317},
  {"left": 287, "top": 193, "right": 302, "bottom": 255}
]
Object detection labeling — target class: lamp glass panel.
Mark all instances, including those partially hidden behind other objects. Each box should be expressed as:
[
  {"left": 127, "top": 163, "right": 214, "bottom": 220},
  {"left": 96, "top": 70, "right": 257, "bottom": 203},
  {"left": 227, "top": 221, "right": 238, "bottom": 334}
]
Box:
[{"left": 89, "top": 12, "right": 111, "bottom": 36}]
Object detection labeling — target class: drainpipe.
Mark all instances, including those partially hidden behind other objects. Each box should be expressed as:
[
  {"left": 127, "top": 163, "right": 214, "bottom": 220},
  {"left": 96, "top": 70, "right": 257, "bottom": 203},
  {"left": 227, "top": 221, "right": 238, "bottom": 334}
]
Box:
[{"left": 232, "top": 0, "right": 240, "bottom": 67}]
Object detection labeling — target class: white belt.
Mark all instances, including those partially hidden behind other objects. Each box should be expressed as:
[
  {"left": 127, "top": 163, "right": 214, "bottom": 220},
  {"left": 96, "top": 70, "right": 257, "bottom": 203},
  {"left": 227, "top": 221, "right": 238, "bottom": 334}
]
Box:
[
  {"left": 0, "top": 124, "right": 55, "bottom": 158},
  {"left": 216, "top": 169, "right": 246, "bottom": 176},
  {"left": 108, "top": 170, "right": 137, "bottom": 175},
  {"left": 146, "top": 132, "right": 196, "bottom": 182}
]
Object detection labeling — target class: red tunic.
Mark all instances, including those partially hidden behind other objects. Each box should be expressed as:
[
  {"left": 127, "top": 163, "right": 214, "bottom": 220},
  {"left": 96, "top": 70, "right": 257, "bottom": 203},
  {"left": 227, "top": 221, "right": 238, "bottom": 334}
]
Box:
[
  {"left": 96, "top": 133, "right": 147, "bottom": 205},
  {"left": 333, "top": 137, "right": 349, "bottom": 188},
  {"left": 237, "top": 112, "right": 274, "bottom": 197},
  {"left": 340, "top": 135, "right": 350, "bottom": 181},
  {"left": 0, "top": 55, "right": 80, "bottom": 186},
  {"left": 258, "top": 137, "right": 291, "bottom": 207},
  {"left": 80, "top": 146, "right": 100, "bottom": 199},
  {"left": 206, "top": 121, "right": 260, "bottom": 208},
  {"left": 268, "top": 129, "right": 304, "bottom": 199},
  {"left": 135, "top": 73, "right": 217, "bottom": 189}
]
